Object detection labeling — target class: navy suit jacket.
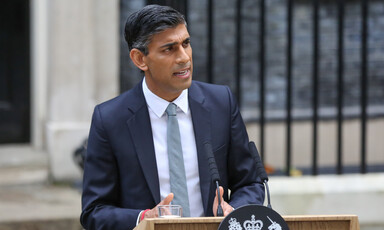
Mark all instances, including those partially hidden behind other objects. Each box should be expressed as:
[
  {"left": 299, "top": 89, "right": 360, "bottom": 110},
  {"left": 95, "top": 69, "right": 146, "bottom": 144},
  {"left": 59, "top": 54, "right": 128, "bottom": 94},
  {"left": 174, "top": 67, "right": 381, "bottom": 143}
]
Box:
[{"left": 81, "top": 80, "right": 265, "bottom": 230}]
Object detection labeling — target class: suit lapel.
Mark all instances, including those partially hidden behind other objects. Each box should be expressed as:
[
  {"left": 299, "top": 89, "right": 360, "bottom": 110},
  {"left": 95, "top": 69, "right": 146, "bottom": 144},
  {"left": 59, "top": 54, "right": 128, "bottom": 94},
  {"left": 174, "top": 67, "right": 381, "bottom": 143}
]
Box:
[
  {"left": 189, "top": 82, "right": 213, "bottom": 215},
  {"left": 126, "top": 83, "right": 161, "bottom": 204},
  {"left": 125, "top": 81, "right": 213, "bottom": 211}
]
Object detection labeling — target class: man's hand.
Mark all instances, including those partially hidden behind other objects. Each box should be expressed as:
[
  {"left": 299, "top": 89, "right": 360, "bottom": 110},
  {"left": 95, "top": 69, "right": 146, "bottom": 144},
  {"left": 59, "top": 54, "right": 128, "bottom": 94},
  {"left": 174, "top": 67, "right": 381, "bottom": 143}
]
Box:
[
  {"left": 140, "top": 193, "right": 174, "bottom": 221},
  {"left": 213, "top": 186, "right": 234, "bottom": 216}
]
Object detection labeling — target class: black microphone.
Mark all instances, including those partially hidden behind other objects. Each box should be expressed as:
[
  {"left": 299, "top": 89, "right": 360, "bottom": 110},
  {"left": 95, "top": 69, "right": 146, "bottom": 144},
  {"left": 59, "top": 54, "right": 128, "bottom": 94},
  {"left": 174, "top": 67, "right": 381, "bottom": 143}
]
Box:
[
  {"left": 204, "top": 142, "right": 223, "bottom": 216},
  {"left": 248, "top": 141, "right": 272, "bottom": 209}
]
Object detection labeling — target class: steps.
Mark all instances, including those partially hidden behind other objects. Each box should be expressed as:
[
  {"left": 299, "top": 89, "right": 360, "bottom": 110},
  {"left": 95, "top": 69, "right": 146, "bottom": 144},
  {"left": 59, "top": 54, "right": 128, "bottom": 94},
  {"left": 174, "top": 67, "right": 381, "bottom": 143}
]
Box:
[{"left": 0, "top": 145, "right": 82, "bottom": 230}]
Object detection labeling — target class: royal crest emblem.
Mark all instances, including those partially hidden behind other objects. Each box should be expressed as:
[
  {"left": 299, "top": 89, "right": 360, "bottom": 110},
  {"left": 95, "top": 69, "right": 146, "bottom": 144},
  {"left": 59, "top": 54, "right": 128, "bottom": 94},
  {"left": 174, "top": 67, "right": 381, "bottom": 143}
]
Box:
[
  {"left": 218, "top": 205, "right": 289, "bottom": 230},
  {"left": 228, "top": 217, "right": 243, "bottom": 230},
  {"left": 243, "top": 215, "right": 263, "bottom": 230},
  {"left": 267, "top": 216, "right": 282, "bottom": 230}
]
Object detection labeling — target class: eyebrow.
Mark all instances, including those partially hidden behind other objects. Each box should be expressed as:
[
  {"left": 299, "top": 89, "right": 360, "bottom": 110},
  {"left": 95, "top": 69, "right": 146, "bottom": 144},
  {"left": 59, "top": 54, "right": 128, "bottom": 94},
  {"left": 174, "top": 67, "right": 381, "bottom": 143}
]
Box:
[{"left": 160, "top": 37, "right": 191, "bottom": 49}]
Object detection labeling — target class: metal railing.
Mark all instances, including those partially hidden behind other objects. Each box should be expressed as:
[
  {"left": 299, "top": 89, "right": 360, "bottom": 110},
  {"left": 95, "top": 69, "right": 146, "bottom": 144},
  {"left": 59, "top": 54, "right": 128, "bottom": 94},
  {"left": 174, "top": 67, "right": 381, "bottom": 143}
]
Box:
[
  {"left": 204, "top": 0, "right": 374, "bottom": 176},
  {"left": 130, "top": 0, "right": 382, "bottom": 176}
]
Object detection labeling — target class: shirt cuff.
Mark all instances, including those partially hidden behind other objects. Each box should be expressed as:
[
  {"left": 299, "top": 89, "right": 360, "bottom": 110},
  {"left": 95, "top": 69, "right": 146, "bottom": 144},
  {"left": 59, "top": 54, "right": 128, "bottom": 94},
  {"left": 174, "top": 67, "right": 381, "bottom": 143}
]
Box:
[{"left": 136, "top": 210, "right": 145, "bottom": 226}]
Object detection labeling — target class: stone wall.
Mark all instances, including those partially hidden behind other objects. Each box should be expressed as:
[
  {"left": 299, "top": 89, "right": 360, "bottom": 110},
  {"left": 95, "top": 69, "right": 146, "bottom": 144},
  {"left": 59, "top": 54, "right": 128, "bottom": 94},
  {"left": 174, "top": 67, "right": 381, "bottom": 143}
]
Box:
[{"left": 32, "top": 0, "right": 119, "bottom": 180}]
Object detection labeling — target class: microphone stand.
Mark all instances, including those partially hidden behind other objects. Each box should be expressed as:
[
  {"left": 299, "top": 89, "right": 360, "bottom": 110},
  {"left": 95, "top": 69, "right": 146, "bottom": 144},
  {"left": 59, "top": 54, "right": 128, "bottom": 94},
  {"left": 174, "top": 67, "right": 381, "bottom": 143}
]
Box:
[
  {"left": 264, "top": 179, "right": 272, "bottom": 209},
  {"left": 215, "top": 180, "right": 224, "bottom": 216},
  {"left": 205, "top": 142, "right": 224, "bottom": 216},
  {"left": 249, "top": 141, "right": 272, "bottom": 209}
]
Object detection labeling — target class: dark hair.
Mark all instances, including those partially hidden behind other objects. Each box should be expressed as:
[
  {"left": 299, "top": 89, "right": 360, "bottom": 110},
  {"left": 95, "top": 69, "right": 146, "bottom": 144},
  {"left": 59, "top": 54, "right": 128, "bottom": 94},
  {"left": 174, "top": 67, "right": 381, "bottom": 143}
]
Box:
[{"left": 124, "top": 4, "right": 187, "bottom": 55}]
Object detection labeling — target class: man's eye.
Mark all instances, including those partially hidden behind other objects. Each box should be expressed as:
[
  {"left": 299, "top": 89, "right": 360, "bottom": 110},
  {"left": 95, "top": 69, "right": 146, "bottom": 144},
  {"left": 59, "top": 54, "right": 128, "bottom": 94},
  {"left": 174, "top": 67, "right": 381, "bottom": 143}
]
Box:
[
  {"left": 183, "top": 40, "right": 190, "bottom": 47},
  {"left": 164, "top": 47, "right": 173, "bottom": 52}
]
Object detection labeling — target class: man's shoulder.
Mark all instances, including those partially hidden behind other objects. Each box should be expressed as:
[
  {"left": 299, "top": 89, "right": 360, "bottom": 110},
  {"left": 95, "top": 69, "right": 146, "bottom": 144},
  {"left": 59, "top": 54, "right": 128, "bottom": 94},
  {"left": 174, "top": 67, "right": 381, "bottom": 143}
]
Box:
[
  {"left": 96, "top": 82, "right": 144, "bottom": 115},
  {"left": 191, "top": 80, "right": 230, "bottom": 94},
  {"left": 190, "top": 80, "right": 231, "bottom": 98}
]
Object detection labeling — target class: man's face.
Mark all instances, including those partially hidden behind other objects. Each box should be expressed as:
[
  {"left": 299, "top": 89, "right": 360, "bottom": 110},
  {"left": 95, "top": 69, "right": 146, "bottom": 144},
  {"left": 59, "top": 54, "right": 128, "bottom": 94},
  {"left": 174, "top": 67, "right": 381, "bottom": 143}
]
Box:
[{"left": 142, "top": 23, "right": 193, "bottom": 102}]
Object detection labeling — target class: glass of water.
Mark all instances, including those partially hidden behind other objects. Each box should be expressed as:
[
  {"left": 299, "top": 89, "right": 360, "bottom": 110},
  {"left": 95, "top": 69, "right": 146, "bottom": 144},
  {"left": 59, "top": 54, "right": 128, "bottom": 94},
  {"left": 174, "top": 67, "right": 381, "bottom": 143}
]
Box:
[{"left": 158, "top": 205, "right": 182, "bottom": 218}]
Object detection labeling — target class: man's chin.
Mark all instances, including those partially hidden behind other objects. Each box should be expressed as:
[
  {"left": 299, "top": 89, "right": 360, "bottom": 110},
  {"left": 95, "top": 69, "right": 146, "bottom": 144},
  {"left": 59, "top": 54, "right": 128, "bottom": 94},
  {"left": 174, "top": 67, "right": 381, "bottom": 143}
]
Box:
[{"left": 184, "top": 77, "right": 193, "bottom": 89}]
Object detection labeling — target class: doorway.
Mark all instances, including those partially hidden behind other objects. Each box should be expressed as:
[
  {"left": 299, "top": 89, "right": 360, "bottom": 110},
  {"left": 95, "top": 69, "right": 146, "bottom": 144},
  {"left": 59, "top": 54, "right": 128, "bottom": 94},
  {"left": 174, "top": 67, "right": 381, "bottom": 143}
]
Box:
[{"left": 0, "top": 0, "right": 30, "bottom": 143}]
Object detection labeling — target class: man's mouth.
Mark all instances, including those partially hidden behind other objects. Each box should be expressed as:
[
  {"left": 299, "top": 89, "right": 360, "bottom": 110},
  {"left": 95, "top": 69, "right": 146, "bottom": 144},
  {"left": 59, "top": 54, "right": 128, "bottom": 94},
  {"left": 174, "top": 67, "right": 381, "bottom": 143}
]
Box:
[{"left": 173, "top": 69, "right": 191, "bottom": 78}]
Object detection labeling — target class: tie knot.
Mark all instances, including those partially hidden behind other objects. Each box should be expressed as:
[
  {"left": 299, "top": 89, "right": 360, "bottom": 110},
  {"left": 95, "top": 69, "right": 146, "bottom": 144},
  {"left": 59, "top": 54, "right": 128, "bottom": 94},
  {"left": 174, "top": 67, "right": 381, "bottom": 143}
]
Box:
[{"left": 166, "top": 103, "right": 177, "bottom": 116}]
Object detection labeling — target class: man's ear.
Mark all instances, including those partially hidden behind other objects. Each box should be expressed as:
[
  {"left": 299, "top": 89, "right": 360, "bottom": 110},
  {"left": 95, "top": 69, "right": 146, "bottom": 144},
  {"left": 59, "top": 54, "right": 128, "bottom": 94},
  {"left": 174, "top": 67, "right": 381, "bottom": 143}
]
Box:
[{"left": 130, "top": 48, "right": 148, "bottom": 71}]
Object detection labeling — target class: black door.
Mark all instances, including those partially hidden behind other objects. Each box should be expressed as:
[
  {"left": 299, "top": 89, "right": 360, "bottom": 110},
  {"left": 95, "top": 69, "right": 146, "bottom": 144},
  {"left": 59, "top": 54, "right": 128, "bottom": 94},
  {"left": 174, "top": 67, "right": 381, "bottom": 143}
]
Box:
[
  {"left": 0, "top": 0, "right": 30, "bottom": 143},
  {"left": 146, "top": 0, "right": 188, "bottom": 18}
]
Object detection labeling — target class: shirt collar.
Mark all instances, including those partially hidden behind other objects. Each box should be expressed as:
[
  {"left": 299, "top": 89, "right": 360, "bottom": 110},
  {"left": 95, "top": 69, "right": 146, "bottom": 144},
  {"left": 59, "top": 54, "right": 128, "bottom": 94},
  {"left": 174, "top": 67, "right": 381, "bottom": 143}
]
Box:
[{"left": 142, "top": 78, "right": 189, "bottom": 118}]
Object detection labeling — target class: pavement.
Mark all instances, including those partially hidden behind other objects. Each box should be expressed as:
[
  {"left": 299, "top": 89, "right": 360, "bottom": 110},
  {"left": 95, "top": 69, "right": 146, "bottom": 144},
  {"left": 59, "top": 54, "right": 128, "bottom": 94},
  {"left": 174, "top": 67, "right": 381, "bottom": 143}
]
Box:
[{"left": 0, "top": 145, "right": 82, "bottom": 230}]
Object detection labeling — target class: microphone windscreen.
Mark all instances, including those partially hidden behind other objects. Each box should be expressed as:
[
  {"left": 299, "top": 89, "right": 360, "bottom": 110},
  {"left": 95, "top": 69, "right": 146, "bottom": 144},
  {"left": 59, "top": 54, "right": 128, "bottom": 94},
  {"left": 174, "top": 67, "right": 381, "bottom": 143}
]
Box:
[
  {"left": 204, "top": 142, "right": 221, "bottom": 183},
  {"left": 249, "top": 141, "right": 269, "bottom": 182}
]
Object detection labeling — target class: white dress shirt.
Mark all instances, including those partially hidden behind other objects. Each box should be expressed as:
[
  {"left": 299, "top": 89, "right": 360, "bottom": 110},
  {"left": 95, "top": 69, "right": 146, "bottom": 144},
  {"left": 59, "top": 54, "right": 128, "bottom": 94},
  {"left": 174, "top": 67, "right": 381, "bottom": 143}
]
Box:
[{"left": 142, "top": 79, "right": 204, "bottom": 217}]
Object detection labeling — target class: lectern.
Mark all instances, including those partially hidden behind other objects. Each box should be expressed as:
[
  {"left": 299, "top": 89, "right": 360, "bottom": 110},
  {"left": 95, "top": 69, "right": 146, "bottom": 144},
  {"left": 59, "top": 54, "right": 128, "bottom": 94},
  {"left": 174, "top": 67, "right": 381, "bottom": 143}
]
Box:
[{"left": 134, "top": 215, "right": 359, "bottom": 230}]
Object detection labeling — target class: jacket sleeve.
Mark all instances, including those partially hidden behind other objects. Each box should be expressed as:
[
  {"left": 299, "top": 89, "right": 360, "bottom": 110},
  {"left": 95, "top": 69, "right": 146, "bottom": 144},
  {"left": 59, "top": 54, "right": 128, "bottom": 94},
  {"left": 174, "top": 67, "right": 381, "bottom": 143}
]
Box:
[
  {"left": 224, "top": 86, "right": 265, "bottom": 208},
  {"left": 80, "top": 106, "right": 141, "bottom": 230}
]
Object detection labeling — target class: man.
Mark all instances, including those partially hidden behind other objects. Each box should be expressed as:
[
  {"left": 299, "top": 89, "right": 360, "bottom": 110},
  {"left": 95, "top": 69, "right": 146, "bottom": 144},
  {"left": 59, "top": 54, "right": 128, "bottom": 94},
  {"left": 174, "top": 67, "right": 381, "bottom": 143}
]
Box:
[{"left": 81, "top": 4, "right": 264, "bottom": 230}]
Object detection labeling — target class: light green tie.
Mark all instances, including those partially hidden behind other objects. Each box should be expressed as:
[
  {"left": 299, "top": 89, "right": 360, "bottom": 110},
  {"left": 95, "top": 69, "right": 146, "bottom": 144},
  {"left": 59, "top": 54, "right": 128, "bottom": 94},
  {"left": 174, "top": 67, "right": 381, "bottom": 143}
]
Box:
[{"left": 166, "top": 103, "right": 190, "bottom": 217}]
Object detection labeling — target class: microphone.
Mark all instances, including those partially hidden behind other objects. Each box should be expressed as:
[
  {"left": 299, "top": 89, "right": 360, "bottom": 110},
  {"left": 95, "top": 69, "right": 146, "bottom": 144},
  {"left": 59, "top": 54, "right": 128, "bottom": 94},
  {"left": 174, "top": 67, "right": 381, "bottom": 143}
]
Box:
[
  {"left": 248, "top": 141, "right": 272, "bottom": 209},
  {"left": 204, "top": 142, "right": 223, "bottom": 216}
]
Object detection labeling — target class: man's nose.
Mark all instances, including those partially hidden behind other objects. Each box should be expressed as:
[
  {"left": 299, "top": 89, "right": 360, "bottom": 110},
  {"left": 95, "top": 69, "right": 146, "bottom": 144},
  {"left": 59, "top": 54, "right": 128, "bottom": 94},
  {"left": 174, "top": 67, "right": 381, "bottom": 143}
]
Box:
[{"left": 176, "top": 46, "right": 190, "bottom": 64}]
